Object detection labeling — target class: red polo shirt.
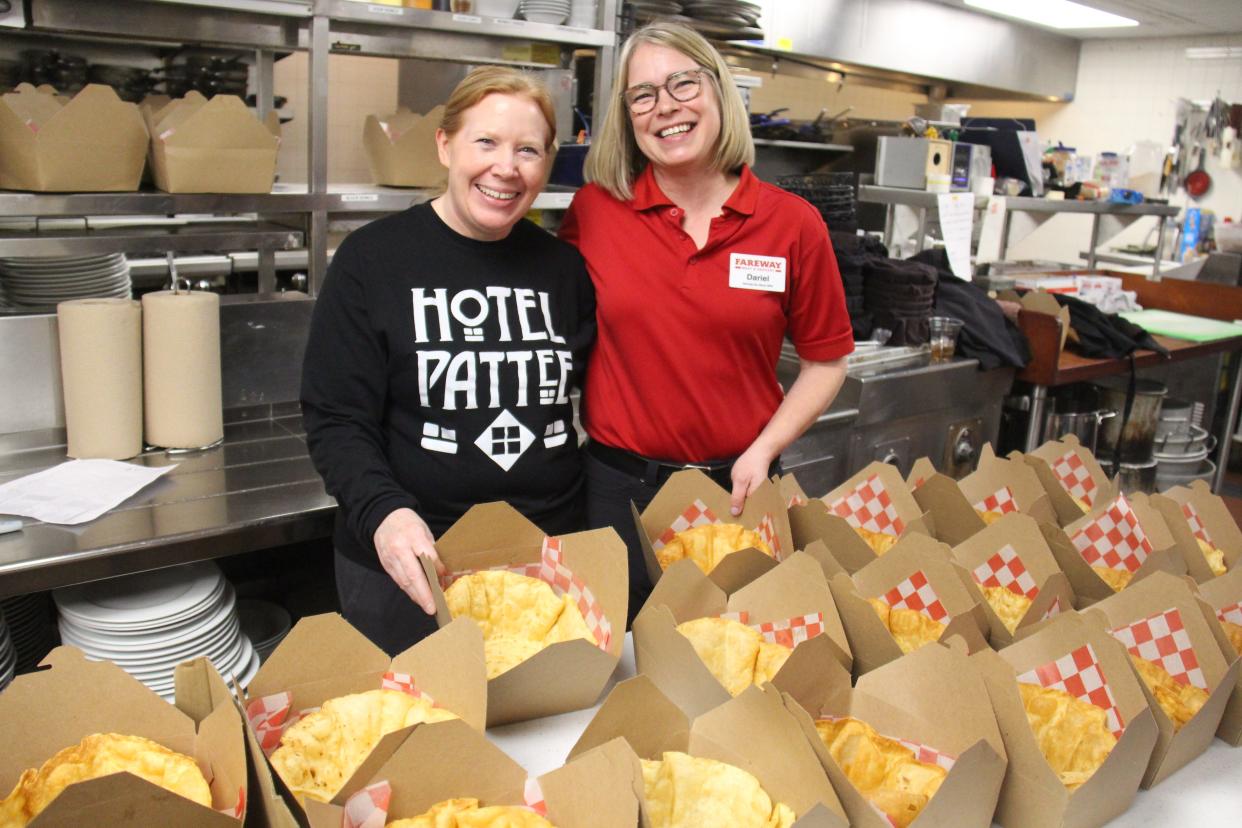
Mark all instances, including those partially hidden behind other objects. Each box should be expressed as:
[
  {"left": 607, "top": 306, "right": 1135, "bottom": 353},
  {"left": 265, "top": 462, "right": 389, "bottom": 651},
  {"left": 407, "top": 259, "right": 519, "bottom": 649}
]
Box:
[{"left": 560, "top": 165, "right": 853, "bottom": 462}]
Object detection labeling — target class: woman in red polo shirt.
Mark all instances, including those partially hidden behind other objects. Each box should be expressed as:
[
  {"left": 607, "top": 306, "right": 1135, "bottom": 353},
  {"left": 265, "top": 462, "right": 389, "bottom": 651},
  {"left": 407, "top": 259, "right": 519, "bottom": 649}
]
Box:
[{"left": 560, "top": 21, "right": 853, "bottom": 623}]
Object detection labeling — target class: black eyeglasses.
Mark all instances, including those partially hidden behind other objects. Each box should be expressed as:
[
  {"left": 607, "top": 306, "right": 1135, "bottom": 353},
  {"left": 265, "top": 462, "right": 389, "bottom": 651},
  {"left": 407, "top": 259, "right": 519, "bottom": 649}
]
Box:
[{"left": 622, "top": 68, "right": 713, "bottom": 115}]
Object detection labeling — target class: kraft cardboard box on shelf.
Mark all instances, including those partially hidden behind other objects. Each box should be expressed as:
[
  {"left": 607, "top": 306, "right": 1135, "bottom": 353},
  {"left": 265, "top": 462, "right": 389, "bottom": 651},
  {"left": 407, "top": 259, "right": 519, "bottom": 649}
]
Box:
[
  {"left": 1195, "top": 566, "right": 1242, "bottom": 745},
  {"left": 301, "top": 719, "right": 639, "bottom": 828},
  {"left": 422, "top": 501, "right": 628, "bottom": 726},
  {"left": 829, "top": 533, "right": 989, "bottom": 677},
  {"left": 145, "top": 91, "right": 279, "bottom": 193},
  {"left": 631, "top": 550, "right": 851, "bottom": 718},
  {"left": 1041, "top": 491, "right": 1185, "bottom": 607},
  {"left": 961, "top": 444, "right": 1056, "bottom": 526},
  {"left": 243, "top": 612, "right": 487, "bottom": 814},
  {"left": 786, "top": 462, "right": 932, "bottom": 575},
  {"left": 1150, "top": 479, "right": 1242, "bottom": 582},
  {"left": 788, "top": 640, "right": 1008, "bottom": 828},
  {"left": 0, "top": 646, "right": 246, "bottom": 827},
  {"left": 634, "top": 469, "right": 794, "bottom": 595},
  {"left": 971, "top": 612, "right": 1158, "bottom": 828},
  {"left": 0, "top": 83, "right": 148, "bottom": 192},
  {"left": 1082, "top": 571, "right": 1240, "bottom": 788},
  {"left": 1022, "top": 435, "right": 1112, "bottom": 527},
  {"left": 951, "top": 512, "right": 1075, "bottom": 647},
  {"left": 571, "top": 675, "right": 849, "bottom": 828},
  {"left": 362, "top": 104, "right": 446, "bottom": 187}
]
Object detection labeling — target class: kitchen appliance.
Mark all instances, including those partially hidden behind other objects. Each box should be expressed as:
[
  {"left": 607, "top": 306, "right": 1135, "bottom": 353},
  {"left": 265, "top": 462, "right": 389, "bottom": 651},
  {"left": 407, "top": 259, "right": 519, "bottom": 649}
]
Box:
[{"left": 875, "top": 137, "right": 952, "bottom": 190}]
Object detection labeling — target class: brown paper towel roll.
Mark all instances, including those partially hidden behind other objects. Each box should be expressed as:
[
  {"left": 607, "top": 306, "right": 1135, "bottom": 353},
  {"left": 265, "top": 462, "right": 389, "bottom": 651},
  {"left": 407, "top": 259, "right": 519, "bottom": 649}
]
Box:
[
  {"left": 143, "top": 289, "right": 223, "bottom": 449},
  {"left": 57, "top": 298, "right": 143, "bottom": 459}
]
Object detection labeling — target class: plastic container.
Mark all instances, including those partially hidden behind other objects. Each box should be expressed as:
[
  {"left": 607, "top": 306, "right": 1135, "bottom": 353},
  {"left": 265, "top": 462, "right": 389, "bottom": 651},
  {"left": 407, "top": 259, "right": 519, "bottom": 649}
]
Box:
[
  {"left": 1093, "top": 377, "right": 1166, "bottom": 463},
  {"left": 928, "top": 316, "right": 963, "bottom": 361}
]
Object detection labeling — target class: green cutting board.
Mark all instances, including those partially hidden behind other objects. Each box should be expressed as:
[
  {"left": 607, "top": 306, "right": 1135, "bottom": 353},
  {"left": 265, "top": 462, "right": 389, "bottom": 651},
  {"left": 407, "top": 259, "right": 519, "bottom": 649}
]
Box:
[{"left": 1119, "top": 309, "right": 1242, "bottom": 342}]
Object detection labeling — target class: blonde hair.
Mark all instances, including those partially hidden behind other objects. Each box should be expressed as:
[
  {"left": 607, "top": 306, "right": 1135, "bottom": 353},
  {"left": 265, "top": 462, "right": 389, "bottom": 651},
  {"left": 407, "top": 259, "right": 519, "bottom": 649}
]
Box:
[
  {"left": 585, "top": 21, "right": 754, "bottom": 200},
  {"left": 439, "top": 66, "right": 558, "bottom": 151}
]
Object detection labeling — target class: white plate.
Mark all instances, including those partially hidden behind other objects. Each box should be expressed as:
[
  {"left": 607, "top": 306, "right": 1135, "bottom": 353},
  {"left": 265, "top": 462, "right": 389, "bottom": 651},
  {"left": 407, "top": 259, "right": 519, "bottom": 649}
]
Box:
[
  {"left": 59, "top": 584, "right": 233, "bottom": 649},
  {"left": 60, "top": 613, "right": 240, "bottom": 667},
  {"left": 523, "top": 11, "right": 567, "bottom": 22},
  {"left": 234, "top": 648, "right": 261, "bottom": 689},
  {"left": 55, "top": 563, "right": 224, "bottom": 626}
]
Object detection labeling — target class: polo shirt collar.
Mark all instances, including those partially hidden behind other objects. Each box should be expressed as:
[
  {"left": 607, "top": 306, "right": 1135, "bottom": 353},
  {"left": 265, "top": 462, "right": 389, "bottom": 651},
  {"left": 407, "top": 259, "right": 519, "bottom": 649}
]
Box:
[{"left": 629, "top": 164, "right": 759, "bottom": 215}]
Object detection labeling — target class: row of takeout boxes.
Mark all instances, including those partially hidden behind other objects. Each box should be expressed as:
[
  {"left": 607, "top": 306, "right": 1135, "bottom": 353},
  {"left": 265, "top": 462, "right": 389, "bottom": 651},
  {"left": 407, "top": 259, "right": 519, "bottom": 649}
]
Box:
[
  {"left": 3, "top": 432, "right": 1241, "bottom": 827},
  {"left": 0, "top": 82, "right": 451, "bottom": 193}
]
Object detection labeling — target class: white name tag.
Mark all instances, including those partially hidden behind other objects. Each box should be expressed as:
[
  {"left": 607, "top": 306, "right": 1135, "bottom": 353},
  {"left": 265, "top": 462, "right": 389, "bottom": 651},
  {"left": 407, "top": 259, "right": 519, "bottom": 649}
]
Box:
[{"left": 729, "top": 253, "right": 786, "bottom": 292}]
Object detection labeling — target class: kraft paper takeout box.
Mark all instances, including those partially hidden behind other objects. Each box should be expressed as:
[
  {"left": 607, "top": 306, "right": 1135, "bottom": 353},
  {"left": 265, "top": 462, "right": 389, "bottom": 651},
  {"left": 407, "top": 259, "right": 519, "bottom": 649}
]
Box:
[
  {"left": 302, "top": 720, "right": 639, "bottom": 828},
  {"left": 632, "top": 550, "right": 852, "bottom": 718},
  {"left": 0, "top": 646, "right": 246, "bottom": 827},
  {"left": 244, "top": 612, "right": 487, "bottom": 812},
  {"left": 972, "top": 611, "right": 1158, "bottom": 828},
  {"left": 571, "top": 675, "right": 849, "bottom": 828},
  {"left": 1083, "top": 571, "right": 1240, "bottom": 787},
  {"left": 145, "top": 91, "right": 279, "bottom": 193},
  {"left": 951, "top": 512, "right": 1075, "bottom": 647},
  {"left": 910, "top": 472, "right": 987, "bottom": 547},
  {"left": 787, "top": 462, "right": 932, "bottom": 575},
  {"left": 363, "top": 104, "right": 447, "bottom": 187},
  {"left": 962, "top": 444, "right": 1056, "bottom": 526},
  {"left": 1195, "top": 566, "right": 1242, "bottom": 745},
  {"left": 634, "top": 469, "right": 794, "bottom": 595},
  {"left": 1041, "top": 492, "right": 1185, "bottom": 607},
  {"left": 790, "top": 640, "right": 1008, "bottom": 828},
  {"left": 829, "top": 533, "right": 989, "bottom": 678},
  {"left": 1022, "top": 435, "right": 1112, "bottom": 527},
  {"left": 424, "top": 501, "right": 628, "bottom": 726},
  {"left": 1150, "top": 479, "right": 1242, "bottom": 583},
  {"left": 0, "top": 83, "right": 148, "bottom": 192}
]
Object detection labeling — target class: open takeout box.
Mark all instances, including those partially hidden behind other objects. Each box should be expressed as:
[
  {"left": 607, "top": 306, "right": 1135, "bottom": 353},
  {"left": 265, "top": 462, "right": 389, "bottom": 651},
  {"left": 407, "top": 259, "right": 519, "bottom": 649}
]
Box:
[
  {"left": 1194, "top": 565, "right": 1242, "bottom": 745},
  {"left": 632, "top": 550, "right": 851, "bottom": 718},
  {"left": 571, "top": 675, "right": 849, "bottom": 828},
  {"left": 423, "top": 501, "right": 628, "bottom": 726},
  {"left": 962, "top": 444, "right": 1057, "bottom": 526},
  {"left": 145, "top": 91, "right": 279, "bottom": 193},
  {"left": 1022, "top": 435, "right": 1112, "bottom": 527},
  {"left": 362, "top": 104, "right": 446, "bottom": 187},
  {"left": 0, "top": 646, "right": 246, "bottom": 827},
  {"left": 1149, "top": 479, "right": 1242, "bottom": 583}
]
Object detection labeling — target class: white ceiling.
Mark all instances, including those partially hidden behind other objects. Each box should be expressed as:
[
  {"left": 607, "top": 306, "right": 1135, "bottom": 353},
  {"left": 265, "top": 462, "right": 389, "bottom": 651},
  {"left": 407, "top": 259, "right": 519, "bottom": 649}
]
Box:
[{"left": 935, "top": 0, "right": 1242, "bottom": 38}]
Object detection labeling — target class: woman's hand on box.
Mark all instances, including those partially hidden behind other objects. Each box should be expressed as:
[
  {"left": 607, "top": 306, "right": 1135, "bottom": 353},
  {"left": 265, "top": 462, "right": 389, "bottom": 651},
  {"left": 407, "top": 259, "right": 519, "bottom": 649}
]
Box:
[
  {"left": 373, "top": 507, "right": 446, "bottom": 614},
  {"left": 729, "top": 444, "right": 776, "bottom": 516}
]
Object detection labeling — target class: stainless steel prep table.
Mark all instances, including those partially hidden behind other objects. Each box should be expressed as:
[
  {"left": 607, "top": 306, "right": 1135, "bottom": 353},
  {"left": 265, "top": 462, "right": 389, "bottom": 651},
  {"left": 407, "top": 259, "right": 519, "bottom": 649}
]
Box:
[{"left": 0, "top": 405, "right": 335, "bottom": 599}]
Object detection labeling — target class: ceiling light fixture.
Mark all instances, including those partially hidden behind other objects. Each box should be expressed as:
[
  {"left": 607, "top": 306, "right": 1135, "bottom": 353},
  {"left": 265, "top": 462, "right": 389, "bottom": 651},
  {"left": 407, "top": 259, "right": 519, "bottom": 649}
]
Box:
[
  {"left": 964, "top": 0, "right": 1138, "bottom": 30},
  {"left": 1185, "top": 46, "right": 1242, "bottom": 60}
]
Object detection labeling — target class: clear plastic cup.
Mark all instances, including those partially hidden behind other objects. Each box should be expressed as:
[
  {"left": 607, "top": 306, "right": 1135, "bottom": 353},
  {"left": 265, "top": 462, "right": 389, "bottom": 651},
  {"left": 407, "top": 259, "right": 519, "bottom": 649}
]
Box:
[{"left": 928, "top": 316, "right": 964, "bottom": 362}]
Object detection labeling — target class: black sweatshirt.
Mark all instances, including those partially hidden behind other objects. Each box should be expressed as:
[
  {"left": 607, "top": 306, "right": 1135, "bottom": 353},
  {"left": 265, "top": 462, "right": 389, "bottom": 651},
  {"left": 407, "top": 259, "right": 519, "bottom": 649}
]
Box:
[{"left": 301, "top": 203, "right": 596, "bottom": 569}]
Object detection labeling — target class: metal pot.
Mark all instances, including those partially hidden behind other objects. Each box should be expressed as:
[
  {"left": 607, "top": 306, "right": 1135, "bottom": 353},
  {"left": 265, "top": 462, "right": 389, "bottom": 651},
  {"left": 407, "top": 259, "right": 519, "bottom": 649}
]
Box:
[
  {"left": 1094, "top": 378, "right": 1167, "bottom": 463},
  {"left": 1101, "top": 459, "right": 1158, "bottom": 495},
  {"left": 1043, "top": 409, "right": 1116, "bottom": 454}
]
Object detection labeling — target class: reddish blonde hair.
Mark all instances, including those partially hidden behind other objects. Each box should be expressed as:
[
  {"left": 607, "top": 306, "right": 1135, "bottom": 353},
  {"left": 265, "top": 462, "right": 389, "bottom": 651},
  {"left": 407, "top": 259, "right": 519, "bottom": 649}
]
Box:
[{"left": 439, "top": 66, "right": 558, "bottom": 151}]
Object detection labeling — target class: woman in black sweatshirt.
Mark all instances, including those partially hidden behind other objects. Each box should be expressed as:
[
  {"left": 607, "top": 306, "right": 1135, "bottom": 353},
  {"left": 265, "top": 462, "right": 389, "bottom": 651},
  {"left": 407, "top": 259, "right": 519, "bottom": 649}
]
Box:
[{"left": 301, "top": 67, "right": 595, "bottom": 654}]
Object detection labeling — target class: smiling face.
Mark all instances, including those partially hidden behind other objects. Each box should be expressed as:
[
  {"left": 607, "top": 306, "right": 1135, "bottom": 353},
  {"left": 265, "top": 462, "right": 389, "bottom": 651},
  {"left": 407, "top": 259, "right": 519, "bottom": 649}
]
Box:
[
  {"left": 626, "top": 42, "right": 722, "bottom": 175},
  {"left": 434, "top": 92, "right": 553, "bottom": 241}
]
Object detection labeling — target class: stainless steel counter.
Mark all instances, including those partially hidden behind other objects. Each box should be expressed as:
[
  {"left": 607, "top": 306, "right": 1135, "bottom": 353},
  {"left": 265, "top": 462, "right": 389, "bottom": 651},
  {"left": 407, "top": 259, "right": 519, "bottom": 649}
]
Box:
[{"left": 0, "top": 404, "right": 335, "bottom": 599}]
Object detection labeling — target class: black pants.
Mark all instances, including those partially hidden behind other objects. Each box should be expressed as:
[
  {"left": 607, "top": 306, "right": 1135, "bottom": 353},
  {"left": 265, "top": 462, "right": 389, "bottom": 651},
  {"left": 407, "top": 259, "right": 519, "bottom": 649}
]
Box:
[{"left": 335, "top": 491, "right": 585, "bottom": 657}]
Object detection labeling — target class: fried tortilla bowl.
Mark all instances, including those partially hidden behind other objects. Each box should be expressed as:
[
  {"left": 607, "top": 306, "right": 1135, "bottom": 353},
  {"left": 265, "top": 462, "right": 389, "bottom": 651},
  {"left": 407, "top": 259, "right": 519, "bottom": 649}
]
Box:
[
  {"left": 640, "top": 751, "right": 795, "bottom": 828},
  {"left": 656, "top": 524, "right": 774, "bottom": 574},
  {"left": 981, "top": 585, "right": 1032, "bottom": 634},
  {"left": 1223, "top": 620, "right": 1242, "bottom": 657},
  {"left": 1018, "top": 682, "right": 1117, "bottom": 790},
  {"left": 867, "top": 598, "right": 946, "bottom": 654},
  {"left": 675, "top": 616, "right": 790, "bottom": 696},
  {"left": 270, "top": 689, "right": 458, "bottom": 804},
  {"left": 0, "top": 732, "right": 212, "bottom": 828},
  {"left": 446, "top": 570, "right": 596, "bottom": 679},
  {"left": 855, "top": 527, "right": 899, "bottom": 557},
  {"left": 814, "top": 717, "right": 947, "bottom": 828},
  {"left": 975, "top": 509, "right": 1006, "bottom": 526},
  {"left": 1195, "top": 538, "right": 1228, "bottom": 577},
  {"left": 387, "top": 797, "right": 555, "bottom": 827},
  {"left": 1128, "top": 655, "right": 1209, "bottom": 731},
  {"left": 1090, "top": 565, "right": 1133, "bottom": 593}
]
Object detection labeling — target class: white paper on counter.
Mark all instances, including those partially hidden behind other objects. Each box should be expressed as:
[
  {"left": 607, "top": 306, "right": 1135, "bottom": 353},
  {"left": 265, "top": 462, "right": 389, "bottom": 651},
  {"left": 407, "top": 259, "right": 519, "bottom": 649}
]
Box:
[
  {"left": 976, "top": 196, "right": 1007, "bottom": 264},
  {"left": 0, "top": 459, "right": 175, "bottom": 525},
  {"left": 937, "top": 192, "right": 975, "bottom": 279}
]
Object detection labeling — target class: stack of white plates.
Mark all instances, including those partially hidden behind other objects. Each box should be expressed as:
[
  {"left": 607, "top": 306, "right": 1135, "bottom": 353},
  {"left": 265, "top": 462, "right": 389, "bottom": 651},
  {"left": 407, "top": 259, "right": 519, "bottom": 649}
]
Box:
[
  {"left": 237, "top": 599, "right": 293, "bottom": 663},
  {"left": 519, "top": 0, "right": 570, "bottom": 24},
  {"left": 0, "top": 254, "right": 131, "bottom": 310},
  {"left": 0, "top": 613, "right": 16, "bottom": 692},
  {"left": 567, "top": 0, "right": 597, "bottom": 27},
  {"left": 54, "top": 562, "right": 258, "bottom": 703},
  {"left": 0, "top": 593, "right": 59, "bottom": 674}
]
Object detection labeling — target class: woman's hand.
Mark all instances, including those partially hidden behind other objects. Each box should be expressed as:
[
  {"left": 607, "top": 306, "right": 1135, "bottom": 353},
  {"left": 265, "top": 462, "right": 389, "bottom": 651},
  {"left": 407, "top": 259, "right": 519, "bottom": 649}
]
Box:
[
  {"left": 729, "top": 443, "right": 778, "bottom": 516},
  {"left": 373, "top": 508, "right": 447, "bottom": 615}
]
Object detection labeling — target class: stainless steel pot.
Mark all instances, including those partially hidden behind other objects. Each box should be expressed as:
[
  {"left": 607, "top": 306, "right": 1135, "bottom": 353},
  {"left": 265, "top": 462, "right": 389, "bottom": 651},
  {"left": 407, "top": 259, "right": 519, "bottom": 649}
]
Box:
[
  {"left": 1044, "top": 409, "right": 1116, "bottom": 454},
  {"left": 1102, "top": 459, "right": 1158, "bottom": 495},
  {"left": 1094, "top": 378, "right": 1167, "bottom": 463}
]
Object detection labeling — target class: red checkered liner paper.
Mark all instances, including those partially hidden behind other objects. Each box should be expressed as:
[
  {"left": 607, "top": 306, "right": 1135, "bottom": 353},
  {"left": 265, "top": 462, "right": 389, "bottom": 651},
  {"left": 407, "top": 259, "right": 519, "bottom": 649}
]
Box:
[
  {"left": 442, "top": 536, "right": 613, "bottom": 652},
  {"left": 1181, "top": 502, "right": 1215, "bottom": 548},
  {"left": 1218, "top": 601, "right": 1242, "bottom": 627},
  {"left": 827, "top": 474, "right": 906, "bottom": 537},
  {"left": 881, "top": 570, "right": 949, "bottom": 623},
  {"left": 787, "top": 492, "right": 808, "bottom": 508},
  {"left": 1042, "top": 597, "right": 1064, "bottom": 622},
  {"left": 215, "top": 787, "right": 245, "bottom": 820},
  {"left": 652, "top": 499, "right": 784, "bottom": 558},
  {"left": 524, "top": 777, "right": 549, "bottom": 817},
  {"left": 1108, "top": 608, "right": 1208, "bottom": 691},
  {"left": 974, "top": 486, "right": 1018, "bottom": 517},
  {"left": 972, "top": 543, "right": 1039, "bottom": 600},
  {"left": 1070, "top": 495, "right": 1153, "bottom": 575},
  {"left": 718, "top": 610, "right": 825, "bottom": 649},
  {"left": 344, "top": 781, "right": 391, "bottom": 828},
  {"left": 1017, "top": 643, "right": 1125, "bottom": 739},
  {"left": 1051, "top": 451, "right": 1097, "bottom": 508}
]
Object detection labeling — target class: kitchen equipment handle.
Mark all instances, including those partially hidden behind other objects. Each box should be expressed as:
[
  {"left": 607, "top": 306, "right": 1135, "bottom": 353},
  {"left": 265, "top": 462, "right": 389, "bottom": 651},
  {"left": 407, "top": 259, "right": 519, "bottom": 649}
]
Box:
[{"left": 1096, "top": 410, "right": 1117, "bottom": 423}]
